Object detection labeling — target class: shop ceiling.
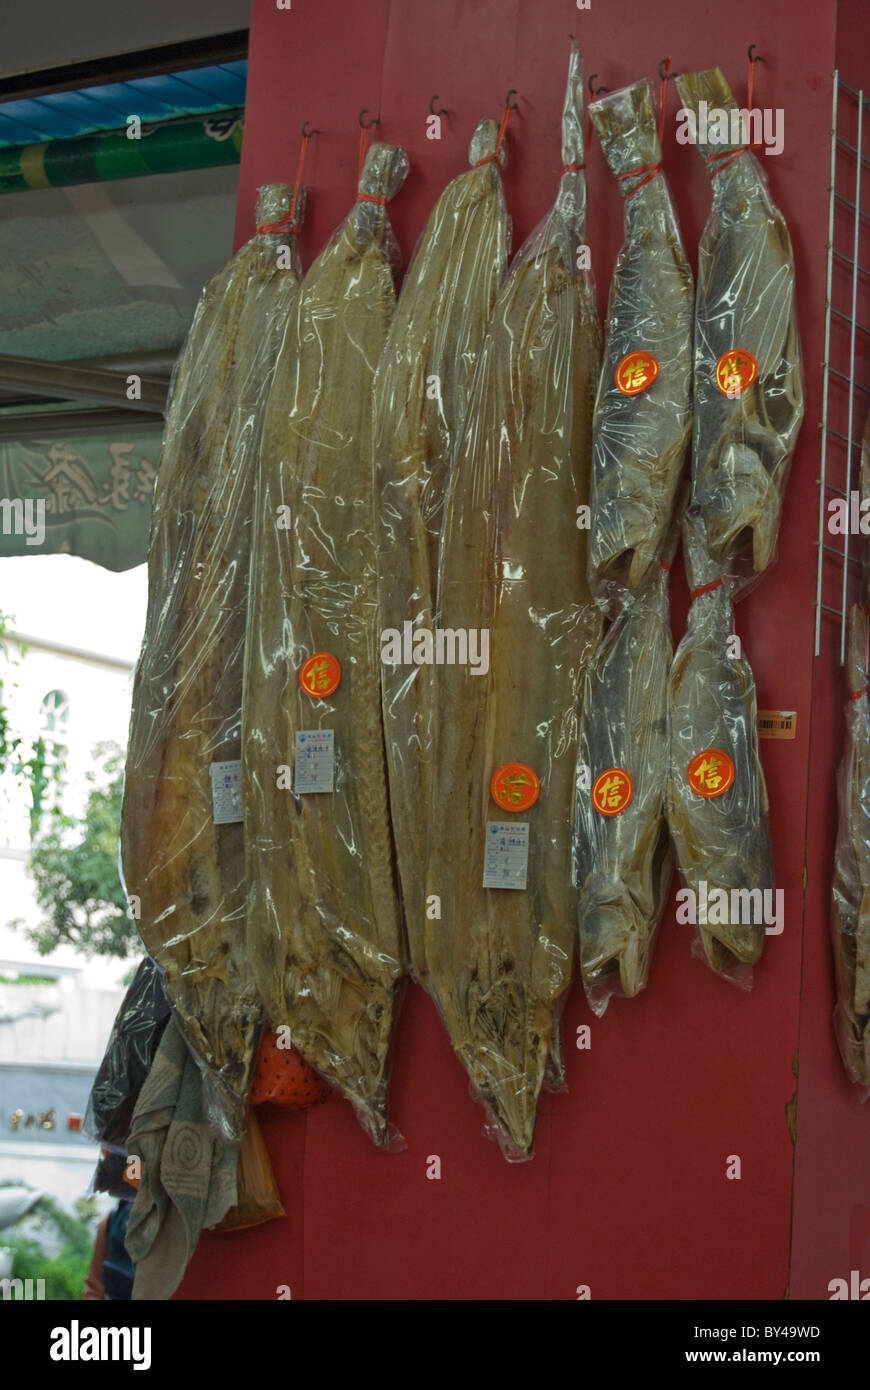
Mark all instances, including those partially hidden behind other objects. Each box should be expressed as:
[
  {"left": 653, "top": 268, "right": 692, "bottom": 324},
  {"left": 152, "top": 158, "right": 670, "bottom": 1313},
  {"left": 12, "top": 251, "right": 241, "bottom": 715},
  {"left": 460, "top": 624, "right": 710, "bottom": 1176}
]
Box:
[{"left": 0, "top": 27, "right": 249, "bottom": 439}]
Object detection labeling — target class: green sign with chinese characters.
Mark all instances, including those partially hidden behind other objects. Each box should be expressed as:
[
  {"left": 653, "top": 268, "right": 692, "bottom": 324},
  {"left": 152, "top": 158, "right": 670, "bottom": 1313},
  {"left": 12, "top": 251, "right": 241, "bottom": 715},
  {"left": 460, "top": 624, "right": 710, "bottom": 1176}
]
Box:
[{"left": 0, "top": 432, "right": 159, "bottom": 571}]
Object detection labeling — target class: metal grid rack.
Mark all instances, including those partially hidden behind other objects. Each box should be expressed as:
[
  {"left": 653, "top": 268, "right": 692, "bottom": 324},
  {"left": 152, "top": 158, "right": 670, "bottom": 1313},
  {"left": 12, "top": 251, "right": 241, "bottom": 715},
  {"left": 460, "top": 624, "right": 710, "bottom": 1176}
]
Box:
[{"left": 815, "top": 70, "right": 870, "bottom": 661}]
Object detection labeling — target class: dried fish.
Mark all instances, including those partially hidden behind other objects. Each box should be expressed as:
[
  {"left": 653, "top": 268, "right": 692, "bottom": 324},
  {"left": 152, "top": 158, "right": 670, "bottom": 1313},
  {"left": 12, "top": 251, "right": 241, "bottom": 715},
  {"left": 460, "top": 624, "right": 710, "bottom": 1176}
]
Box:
[
  {"left": 831, "top": 605, "right": 870, "bottom": 1087},
  {"left": 243, "top": 145, "right": 407, "bottom": 1147},
  {"left": 427, "top": 47, "right": 600, "bottom": 1156},
  {"left": 665, "top": 512, "right": 773, "bottom": 979},
  {"left": 676, "top": 67, "right": 804, "bottom": 578},
  {"left": 374, "top": 117, "right": 509, "bottom": 982},
  {"left": 575, "top": 519, "right": 680, "bottom": 1014},
  {"left": 587, "top": 80, "right": 693, "bottom": 591},
  {"left": 860, "top": 412, "right": 870, "bottom": 609},
  {"left": 121, "top": 185, "right": 305, "bottom": 1142}
]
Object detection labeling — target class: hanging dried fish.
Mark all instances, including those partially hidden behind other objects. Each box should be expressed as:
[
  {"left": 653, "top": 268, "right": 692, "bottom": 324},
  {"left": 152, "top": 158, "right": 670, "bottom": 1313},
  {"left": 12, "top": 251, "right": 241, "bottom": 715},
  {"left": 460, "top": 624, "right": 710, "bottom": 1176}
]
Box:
[
  {"left": 859, "top": 411, "right": 870, "bottom": 608},
  {"left": 575, "top": 515, "right": 680, "bottom": 1015},
  {"left": 243, "top": 144, "right": 407, "bottom": 1147},
  {"left": 374, "top": 116, "right": 509, "bottom": 982},
  {"left": 665, "top": 511, "right": 774, "bottom": 980},
  {"left": 121, "top": 185, "right": 305, "bottom": 1142},
  {"left": 427, "top": 46, "right": 600, "bottom": 1157},
  {"left": 587, "top": 80, "right": 693, "bottom": 591},
  {"left": 676, "top": 67, "right": 804, "bottom": 578},
  {"left": 831, "top": 605, "right": 870, "bottom": 1088}
]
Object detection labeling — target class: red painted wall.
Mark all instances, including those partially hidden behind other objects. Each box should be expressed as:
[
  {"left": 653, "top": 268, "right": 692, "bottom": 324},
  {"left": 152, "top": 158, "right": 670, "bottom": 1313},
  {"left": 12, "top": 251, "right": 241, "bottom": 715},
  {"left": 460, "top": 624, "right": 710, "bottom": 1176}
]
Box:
[{"left": 178, "top": 0, "right": 858, "bottom": 1300}]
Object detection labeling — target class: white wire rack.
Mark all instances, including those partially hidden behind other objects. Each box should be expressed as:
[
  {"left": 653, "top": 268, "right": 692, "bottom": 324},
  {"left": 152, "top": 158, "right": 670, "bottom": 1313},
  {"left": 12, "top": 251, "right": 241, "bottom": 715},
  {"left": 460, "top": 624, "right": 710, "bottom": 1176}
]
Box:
[{"left": 815, "top": 71, "right": 870, "bottom": 661}]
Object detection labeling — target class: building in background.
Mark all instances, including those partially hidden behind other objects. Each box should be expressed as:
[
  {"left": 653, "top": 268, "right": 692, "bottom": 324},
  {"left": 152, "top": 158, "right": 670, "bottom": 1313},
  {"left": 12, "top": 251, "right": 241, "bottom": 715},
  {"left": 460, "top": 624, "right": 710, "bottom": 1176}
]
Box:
[{"left": 0, "top": 552, "right": 147, "bottom": 1202}]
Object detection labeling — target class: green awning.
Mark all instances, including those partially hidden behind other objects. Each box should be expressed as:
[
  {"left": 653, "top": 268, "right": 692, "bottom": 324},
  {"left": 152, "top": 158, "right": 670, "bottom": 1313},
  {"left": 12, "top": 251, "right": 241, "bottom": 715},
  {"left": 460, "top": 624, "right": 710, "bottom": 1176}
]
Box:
[{"left": 0, "top": 431, "right": 157, "bottom": 571}]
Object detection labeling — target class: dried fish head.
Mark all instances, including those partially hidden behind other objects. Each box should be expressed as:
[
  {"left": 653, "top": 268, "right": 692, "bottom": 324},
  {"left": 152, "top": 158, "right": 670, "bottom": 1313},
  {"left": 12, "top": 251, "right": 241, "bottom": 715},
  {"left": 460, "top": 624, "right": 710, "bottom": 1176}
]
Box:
[
  {"left": 666, "top": 514, "right": 773, "bottom": 978},
  {"left": 676, "top": 67, "right": 804, "bottom": 579},
  {"left": 587, "top": 80, "right": 693, "bottom": 591},
  {"left": 427, "top": 44, "right": 600, "bottom": 1157},
  {"left": 374, "top": 113, "right": 510, "bottom": 981},
  {"left": 243, "top": 144, "right": 407, "bottom": 1147}
]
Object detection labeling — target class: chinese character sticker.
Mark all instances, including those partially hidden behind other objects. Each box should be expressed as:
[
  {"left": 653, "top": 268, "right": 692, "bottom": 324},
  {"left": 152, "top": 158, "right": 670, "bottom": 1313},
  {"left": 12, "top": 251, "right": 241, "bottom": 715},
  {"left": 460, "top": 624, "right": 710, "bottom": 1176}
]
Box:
[
  {"left": 490, "top": 762, "right": 540, "bottom": 813},
  {"left": 298, "top": 651, "right": 341, "bottom": 699},
  {"left": 686, "top": 748, "right": 735, "bottom": 798},
  {"left": 714, "top": 349, "right": 757, "bottom": 398},
  {"left": 614, "top": 350, "right": 659, "bottom": 397},
  {"left": 591, "top": 767, "right": 634, "bottom": 816}
]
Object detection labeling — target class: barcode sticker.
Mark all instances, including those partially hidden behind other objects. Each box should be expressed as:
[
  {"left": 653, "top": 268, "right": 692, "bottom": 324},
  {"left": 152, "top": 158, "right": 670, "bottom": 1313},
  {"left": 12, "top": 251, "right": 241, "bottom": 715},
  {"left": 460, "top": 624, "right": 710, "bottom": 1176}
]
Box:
[
  {"left": 210, "top": 760, "right": 243, "bottom": 824},
  {"left": 757, "top": 710, "right": 797, "bottom": 741},
  {"left": 295, "top": 729, "right": 335, "bottom": 793},
  {"left": 483, "top": 822, "right": 529, "bottom": 890}
]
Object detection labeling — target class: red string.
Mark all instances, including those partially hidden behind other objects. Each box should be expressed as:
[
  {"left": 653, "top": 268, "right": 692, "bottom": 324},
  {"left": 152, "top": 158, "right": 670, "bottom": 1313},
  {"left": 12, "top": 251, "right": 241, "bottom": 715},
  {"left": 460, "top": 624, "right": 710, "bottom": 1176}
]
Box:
[
  {"left": 705, "top": 52, "right": 763, "bottom": 177},
  {"left": 616, "top": 160, "right": 662, "bottom": 199},
  {"left": 473, "top": 98, "right": 514, "bottom": 168},
  {"left": 356, "top": 192, "right": 387, "bottom": 206},
  {"left": 690, "top": 578, "right": 724, "bottom": 601},
  {"left": 616, "top": 60, "right": 671, "bottom": 201},
  {"left": 495, "top": 99, "right": 512, "bottom": 156},
  {"left": 660, "top": 559, "right": 672, "bottom": 572},
  {"left": 256, "top": 209, "right": 297, "bottom": 235},
  {"left": 258, "top": 130, "right": 315, "bottom": 234},
  {"left": 705, "top": 142, "right": 763, "bottom": 176},
  {"left": 849, "top": 686, "right": 867, "bottom": 701},
  {"left": 658, "top": 57, "right": 671, "bottom": 146},
  {"left": 286, "top": 130, "right": 311, "bottom": 231},
  {"left": 563, "top": 161, "right": 585, "bottom": 172}
]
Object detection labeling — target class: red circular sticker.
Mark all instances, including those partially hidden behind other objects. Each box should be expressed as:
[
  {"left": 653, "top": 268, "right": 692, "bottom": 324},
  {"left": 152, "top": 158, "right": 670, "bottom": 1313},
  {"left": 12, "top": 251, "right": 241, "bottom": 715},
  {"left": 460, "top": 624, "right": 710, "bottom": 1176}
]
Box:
[
  {"left": 715, "top": 349, "right": 757, "bottom": 397},
  {"left": 591, "top": 767, "right": 634, "bottom": 816},
  {"left": 490, "top": 763, "right": 540, "bottom": 813},
  {"left": 298, "top": 651, "right": 341, "bottom": 699},
  {"left": 686, "top": 748, "right": 734, "bottom": 798},
  {"left": 615, "top": 350, "right": 659, "bottom": 396}
]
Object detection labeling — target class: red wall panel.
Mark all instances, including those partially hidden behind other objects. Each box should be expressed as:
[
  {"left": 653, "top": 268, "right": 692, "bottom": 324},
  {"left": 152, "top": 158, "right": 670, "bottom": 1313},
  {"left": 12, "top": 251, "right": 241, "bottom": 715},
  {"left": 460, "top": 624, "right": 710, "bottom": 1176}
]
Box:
[{"left": 176, "top": 0, "right": 856, "bottom": 1301}]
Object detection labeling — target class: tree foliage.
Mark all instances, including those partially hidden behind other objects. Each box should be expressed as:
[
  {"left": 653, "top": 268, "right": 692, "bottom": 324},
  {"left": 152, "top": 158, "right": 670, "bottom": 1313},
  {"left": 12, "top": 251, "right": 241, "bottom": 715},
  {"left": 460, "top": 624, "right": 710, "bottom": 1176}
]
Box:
[
  {"left": 25, "top": 744, "right": 139, "bottom": 960},
  {"left": 0, "top": 1185, "right": 97, "bottom": 1300},
  {"left": 0, "top": 613, "right": 55, "bottom": 831}
]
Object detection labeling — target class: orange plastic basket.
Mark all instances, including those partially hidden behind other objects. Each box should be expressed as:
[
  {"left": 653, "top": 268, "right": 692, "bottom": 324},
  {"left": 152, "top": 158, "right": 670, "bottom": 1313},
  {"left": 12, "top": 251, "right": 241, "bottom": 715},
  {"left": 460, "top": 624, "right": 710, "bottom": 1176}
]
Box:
[{"left": 250, "top": 1031, "right": 329, "bottom": 1109}]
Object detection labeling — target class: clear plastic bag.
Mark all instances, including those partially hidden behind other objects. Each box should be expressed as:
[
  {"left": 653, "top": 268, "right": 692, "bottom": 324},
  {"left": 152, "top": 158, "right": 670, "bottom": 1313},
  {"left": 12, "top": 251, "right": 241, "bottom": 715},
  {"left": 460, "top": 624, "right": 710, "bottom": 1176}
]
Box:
[
  {"left": 587, "top": 80, "right": 693, "bottom": 593},
  {"left": 665, "top": 509, "right": 775, "bottom": 983},
  {"left": 860, "top": 413, "right": 870, "bottom": 609},
  {"left": 84, "top": 955, "right": 171, "bottom": 1150},
  {"left": 575, "top": 519, "right": 679, "bottom": 1016},
  {"left": 242, "top": 144, "right": 408, "bottom": 1149},
  {"left": 374, "top": 115, "right": 510, "bottom": 984},
  {"left": 426, "top": 45, "right": 600, "bottom": 1159},
  {"left": 121, "top": 183, "right": 306, "bottom": 1143},
  {"left": 211, "top": 1108, "right": 285, "bottom": 1232},
  {"left": 831, "top": 605, "right": 870, "bottom": 1092},
  {"left": 676, "top": 68, "right": 804, "bottom": 588}
]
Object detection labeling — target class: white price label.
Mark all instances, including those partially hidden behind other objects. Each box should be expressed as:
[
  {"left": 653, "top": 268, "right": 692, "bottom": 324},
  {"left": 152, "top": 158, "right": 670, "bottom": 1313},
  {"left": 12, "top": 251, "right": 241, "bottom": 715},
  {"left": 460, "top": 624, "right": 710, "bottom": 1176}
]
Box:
[
  {"left": 295, "top": 729, "right": 335, "bottom": 794},
  {"left": 210, "top": 760, "right": 243, "bottom": 824},
  {"left": 482, "top": 821, "right": 529, "bottom": 890}
]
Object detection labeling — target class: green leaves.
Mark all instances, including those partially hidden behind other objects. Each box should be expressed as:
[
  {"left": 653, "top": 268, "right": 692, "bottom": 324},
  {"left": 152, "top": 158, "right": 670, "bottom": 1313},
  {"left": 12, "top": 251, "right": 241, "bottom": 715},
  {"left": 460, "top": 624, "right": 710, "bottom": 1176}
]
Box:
[{"left": 26, "top": 745, "right": 139, "bottom": 960}]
